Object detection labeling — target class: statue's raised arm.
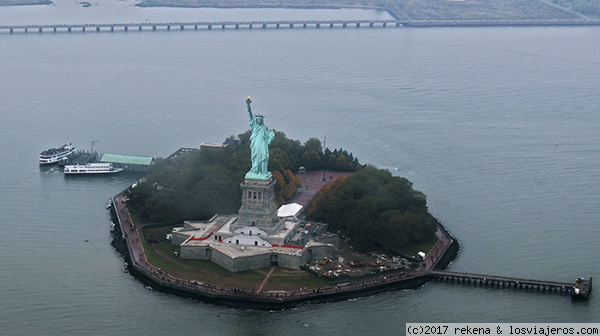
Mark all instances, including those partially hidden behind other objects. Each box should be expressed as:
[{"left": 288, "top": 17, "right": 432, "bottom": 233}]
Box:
[{"left": 246, "top": 96, "right": 253, "bottom": 121}]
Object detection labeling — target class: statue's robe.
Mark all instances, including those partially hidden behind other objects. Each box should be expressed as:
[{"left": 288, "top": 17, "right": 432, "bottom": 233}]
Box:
[{"left": 248, "top": 118, "right": 274, "bottom": 178}]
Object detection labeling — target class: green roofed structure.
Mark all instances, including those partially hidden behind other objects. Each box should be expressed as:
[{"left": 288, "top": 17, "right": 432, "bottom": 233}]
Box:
[{"left": 100, "top": 153, "right": 154, "bottom": 172}]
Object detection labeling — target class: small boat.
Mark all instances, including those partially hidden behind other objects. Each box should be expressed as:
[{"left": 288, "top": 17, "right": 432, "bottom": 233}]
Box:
[
  {"left": 64, "top": 162, "right": 123, "bottom": 175},
  {"left": 39, "top": 142, "right": 76, "bottom": 165},
  {"left": 572, "top": 277, "right": 592, "bottom": 300}
]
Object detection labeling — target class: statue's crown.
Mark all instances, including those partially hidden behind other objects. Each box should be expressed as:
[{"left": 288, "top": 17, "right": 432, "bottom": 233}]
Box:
[{"left": 256, "top": 114, "right": 264, "bottom": 119}]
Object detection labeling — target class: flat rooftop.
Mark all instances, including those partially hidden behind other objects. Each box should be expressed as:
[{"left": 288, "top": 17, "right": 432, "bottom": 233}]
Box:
[
  {"left": 212, "top": 244, "right": 273, "bottom": 258},
  {"left": 270, "top": 220, "right": 300, "bottom": 238},
  {"left": 101, "top": 153, "right": 154, "bottom": 165},
  {"left": 183, "top": 215, "right": 233, "bottom": 240}
]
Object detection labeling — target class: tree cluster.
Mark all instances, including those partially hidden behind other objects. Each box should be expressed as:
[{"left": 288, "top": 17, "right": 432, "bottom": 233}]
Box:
[
  {"left": 265, "top": 133, "right": 361, "bottom": 173},
  {"left": 125, "top": 146, "right": 246, "bottom": 222},
  {"left": 125, "top": 130, "right": 360, "bottom": 223},
  {"left": 306, "top": 166, "right": 437, "bottom": 254}
]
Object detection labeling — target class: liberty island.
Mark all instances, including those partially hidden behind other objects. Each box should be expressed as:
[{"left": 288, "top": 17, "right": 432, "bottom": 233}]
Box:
[
  {"left": 107, "top": 97, "right": 459, "bottom": 307},
  {"left": 107, "top": 97, "right": 590, "bottom": 308}
]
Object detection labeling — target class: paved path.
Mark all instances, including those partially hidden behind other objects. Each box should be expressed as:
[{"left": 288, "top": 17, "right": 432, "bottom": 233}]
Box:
[
  {"left": 257, "top": 266, "right": 276, "bottom": 292},
  {"left": 112, "top": 193, "right": 152, "bottom": 274},
  {"left": 290, "top": 170, "right": 352, "bottom": 218}
]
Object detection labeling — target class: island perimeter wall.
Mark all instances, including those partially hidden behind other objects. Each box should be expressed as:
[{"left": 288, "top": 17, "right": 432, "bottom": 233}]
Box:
[{"left": 109, "top": 187, "right": 459, "bottom": 309}]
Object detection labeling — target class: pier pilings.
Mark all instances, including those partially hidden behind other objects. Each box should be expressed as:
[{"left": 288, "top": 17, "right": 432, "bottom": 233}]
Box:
[{"left": 430, "top": 270, "right": 572, "bottom": 295}]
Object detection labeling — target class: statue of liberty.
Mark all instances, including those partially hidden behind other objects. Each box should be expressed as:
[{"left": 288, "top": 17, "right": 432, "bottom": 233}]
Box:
[{"left": 245, "top": 96, "right": 274, "bottom": 180}]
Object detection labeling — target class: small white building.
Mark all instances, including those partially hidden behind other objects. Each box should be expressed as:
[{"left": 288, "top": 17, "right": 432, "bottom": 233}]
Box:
[{"left": 276, "top": 203, "right": 303, "bottom": 218}]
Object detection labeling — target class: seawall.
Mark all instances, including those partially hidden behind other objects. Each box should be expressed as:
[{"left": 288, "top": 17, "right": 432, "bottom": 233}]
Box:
[{"left": 109, "top": 192, "right": 456, "bottom": 309}]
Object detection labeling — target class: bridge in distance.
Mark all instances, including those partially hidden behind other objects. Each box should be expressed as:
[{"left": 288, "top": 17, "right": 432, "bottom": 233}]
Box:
[
  {"left": 2, "top": 18, "right": 600, "bottom": 34},
  {"left": 0, "top": 19, "right": 400, "bottom": 33}
]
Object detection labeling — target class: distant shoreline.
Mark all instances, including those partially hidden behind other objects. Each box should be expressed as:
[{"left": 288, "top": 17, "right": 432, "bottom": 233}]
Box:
[
  {"left": 401, "top": 19, "right": 600, "bottom": 28},
  {"left": 133, "top": 3, "right": 600, "bottom": 26},
  {"left": 134, "top": 2, "right": 403, "bottom": 19},
  {"left": 0, "top": 0, "right": 51, "bottom": 6},
  {"left": 2, "top": 1, "right": 599, "bottom": 28}
]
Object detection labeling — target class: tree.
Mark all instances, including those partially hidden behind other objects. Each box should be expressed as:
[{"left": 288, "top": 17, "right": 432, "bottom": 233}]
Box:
[
  {"left": 300, "top": 151, "right": 312, "bottom": 169},
  {"left": 327, "top": 154, "right": 337, "bottom": 169},
  {"left": 309, "top": 151, "right": 322, "bottom": 169},
  {"left": 304, "top": 137, "right": 323, "bottom": 155},
  {"left": 272, "top": 170, "right": 286, "bottom": 205},
  {"left": 335, "top": 154, "right": 349, "bottom": 170}
]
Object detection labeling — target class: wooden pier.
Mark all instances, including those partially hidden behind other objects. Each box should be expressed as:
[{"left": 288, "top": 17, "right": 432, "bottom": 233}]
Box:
[{"left": 429, "top": 270, "right": 575, "bottom": 294}]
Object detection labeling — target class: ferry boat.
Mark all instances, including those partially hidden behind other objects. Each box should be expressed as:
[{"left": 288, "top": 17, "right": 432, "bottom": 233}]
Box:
[
  {"left": 571, "top": 277, "right": 592, "bottom": 300},
  {"left": 63, "top": 162, "right": 123, "bottom": 175},
  {"left": 39, "top": 142, "right": 76, "bottom": 165}
]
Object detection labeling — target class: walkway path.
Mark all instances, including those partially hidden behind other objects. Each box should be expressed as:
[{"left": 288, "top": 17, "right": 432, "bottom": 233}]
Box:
[
  {"left": 257, "top": 266, "right": 276, "bottom": 293},
  {"left": 290, "top": 170, "right": 352, "bottom": 218},
  {"left": 421, "top": 227, "right": 452, "bottom": 270},
  {"left": 112, "top": 192, "right": 164, "bottom": 280},
  {"left": 113, "top": 193, "right": 144, "bottom": 266}
]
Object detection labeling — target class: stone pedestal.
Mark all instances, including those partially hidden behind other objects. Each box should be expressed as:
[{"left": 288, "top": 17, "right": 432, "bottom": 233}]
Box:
[{"left": 235, "top": 177, "right": 278, "bottom": 230}]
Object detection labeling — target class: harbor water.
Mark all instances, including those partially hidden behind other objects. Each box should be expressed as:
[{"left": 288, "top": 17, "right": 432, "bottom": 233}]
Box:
[{"left": 1, "top": 2, "right": 599, "bottom": 335}]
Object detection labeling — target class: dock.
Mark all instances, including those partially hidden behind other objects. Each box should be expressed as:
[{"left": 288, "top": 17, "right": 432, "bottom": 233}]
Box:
[
  {"left": 58, "top": 150, "right": 98, "bottom": 166},
  {"left": 429, "top": 270, "right": 577, "bottom": 294},
  {"left": 57, "top": 151, "right": 153, "bottom": 172}
]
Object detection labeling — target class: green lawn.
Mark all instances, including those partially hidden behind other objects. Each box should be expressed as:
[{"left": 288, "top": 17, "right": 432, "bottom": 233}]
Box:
[
  {"left": 140, "top": 241, "right": 330, "bottom": 290},
  {"left": 129, "top": 212, "right": 146, "bottom": 227},
  {"left": 263, "top": 269, "right": 330, "bottom": 291},
  {"left": 403, "top": 233, "right": 438, "bottom": 255}
]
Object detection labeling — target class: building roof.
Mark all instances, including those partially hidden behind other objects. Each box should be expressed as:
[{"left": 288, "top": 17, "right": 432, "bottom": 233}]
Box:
[
  {"left": 100, "top": 153, "right": 154, "bottom": 165},
  {"left": 223, "top": 138, "right": 240, "bottom": 148},
  {"left": 212, "top": 244, "right": 272, "bottom": 258},
  {"left": 200, "top": 142, "right": 227, "bottom": 149},
  {"left": 277, "top": 203, "right": 303, "bottom": 218}
]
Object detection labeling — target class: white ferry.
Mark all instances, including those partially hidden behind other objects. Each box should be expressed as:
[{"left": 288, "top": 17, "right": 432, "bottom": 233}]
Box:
[
  {"left": 63, "top": 162, "right": 124, "bottom": 175},
  {"left": 39, "top": 142, "right": 76, "bottom": 165}
]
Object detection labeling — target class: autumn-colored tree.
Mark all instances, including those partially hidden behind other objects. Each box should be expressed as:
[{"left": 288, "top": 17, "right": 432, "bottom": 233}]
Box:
[{"left": 272, "top": 170, "right": 286, "bottom": 205}]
